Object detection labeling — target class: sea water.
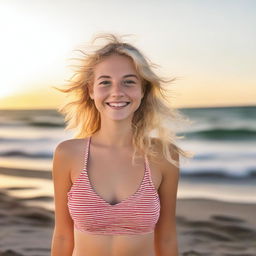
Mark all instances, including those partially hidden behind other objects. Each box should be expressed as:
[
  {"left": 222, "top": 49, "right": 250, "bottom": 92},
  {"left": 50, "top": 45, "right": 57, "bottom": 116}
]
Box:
[{"left": 0, "top": 106, "right": 255, "bottom": 210}]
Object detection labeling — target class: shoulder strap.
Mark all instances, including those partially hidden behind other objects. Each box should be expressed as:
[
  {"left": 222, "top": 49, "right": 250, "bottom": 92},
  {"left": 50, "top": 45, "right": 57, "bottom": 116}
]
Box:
[{"left": 83, "top": 136, "right": 91, "bottom": 170}]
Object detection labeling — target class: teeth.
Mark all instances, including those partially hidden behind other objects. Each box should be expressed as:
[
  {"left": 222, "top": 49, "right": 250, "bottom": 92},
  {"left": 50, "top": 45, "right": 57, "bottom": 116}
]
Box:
[{"left": 107, "top": 102, "right": 129, "bottom": 107}]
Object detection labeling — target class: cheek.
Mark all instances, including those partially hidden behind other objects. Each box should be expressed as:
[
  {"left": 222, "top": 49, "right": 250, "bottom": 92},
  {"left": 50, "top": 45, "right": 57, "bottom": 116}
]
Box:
[
  {"left": 129, "top": 89, "right": 143, "bottom": 101},
  {"left": 93, "top": 87, "right": 107, "bottom": 99},
  {"left": 91, "top": 89, "right": 106, "bottom": 109}
]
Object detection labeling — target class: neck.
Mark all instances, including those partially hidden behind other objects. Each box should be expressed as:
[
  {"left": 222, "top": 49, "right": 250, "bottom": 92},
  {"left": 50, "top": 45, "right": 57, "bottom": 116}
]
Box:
[{"left": 92, "top": 126, "right": 133, "bottom": 149}]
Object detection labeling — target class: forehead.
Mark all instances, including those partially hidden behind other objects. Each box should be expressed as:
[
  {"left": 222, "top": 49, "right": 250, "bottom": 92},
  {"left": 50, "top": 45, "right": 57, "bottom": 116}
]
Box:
[{"left": 93, "top": 54, "right": 138, "bottom": 77}]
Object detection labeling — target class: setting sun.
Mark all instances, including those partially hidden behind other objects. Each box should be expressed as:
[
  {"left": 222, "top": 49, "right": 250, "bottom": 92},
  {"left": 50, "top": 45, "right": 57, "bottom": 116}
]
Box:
[{"left": 0, "top": 3, "right": 72, "bottom": 100}]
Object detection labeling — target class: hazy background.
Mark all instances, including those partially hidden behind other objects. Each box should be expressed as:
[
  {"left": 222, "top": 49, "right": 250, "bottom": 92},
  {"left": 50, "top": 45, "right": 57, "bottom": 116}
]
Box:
[{"left": 0, "top": 0, "right": 255, "bottom": 109}]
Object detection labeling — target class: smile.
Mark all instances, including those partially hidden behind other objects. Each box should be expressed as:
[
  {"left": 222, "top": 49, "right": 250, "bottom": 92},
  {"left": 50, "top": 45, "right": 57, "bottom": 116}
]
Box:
[{"left": 106, "top": 102, "right": 130, "bottom": 109}]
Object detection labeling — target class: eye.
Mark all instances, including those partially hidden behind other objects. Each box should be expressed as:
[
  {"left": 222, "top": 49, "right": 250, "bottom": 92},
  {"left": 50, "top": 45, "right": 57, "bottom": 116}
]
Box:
[
  {"left": 123, "top": 80, "right": 135, "bottom": 86},
  {"left": 99, "top": 80, "right": 111, "bottom": 86}
]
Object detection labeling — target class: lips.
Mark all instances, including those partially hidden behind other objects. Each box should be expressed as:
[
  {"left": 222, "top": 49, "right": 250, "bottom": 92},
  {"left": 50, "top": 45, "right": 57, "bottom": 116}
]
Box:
[
  {"left": 106, "top": 102, "right": 130, "bottom": 104},
  {"left": 106, "top": 102, "right": 130, "bottom": 109}
]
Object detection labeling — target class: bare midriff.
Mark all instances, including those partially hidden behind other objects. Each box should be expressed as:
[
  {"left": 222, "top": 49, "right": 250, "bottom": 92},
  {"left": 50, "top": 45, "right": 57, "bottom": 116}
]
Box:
[{"left": 72, "top": 228, "right": 155, "bottom": 256}]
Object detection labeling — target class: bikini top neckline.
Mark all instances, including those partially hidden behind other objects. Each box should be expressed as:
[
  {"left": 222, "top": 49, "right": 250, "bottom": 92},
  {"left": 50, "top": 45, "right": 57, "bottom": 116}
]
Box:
[{"left": 83, "top": 136, "right": 151, "bottom": 206}]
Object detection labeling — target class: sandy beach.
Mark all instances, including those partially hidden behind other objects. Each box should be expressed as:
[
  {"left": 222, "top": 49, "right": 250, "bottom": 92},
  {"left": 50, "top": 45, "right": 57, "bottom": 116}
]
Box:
[{"left": 0, "top": 168, "right": 255, "bottom": 256}]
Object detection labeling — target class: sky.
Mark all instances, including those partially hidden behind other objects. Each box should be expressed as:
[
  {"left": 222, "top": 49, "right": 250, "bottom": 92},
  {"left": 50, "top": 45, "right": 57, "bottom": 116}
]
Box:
[{"left": 0, "top": 0, "right": 255, "bottom": 109}]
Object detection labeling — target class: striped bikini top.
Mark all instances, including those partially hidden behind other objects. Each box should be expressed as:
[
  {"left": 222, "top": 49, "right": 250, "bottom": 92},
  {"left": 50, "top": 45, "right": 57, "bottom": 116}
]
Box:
[{"left": 67, "top": 136, "right": 160, "bottom": 235}]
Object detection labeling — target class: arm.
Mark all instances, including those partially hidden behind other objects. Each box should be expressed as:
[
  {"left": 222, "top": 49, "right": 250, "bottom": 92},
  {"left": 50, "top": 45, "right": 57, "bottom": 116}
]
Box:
[
  {"left": 51, "top": 141, "right": 74, "bottom": 256},
  {"left": 154, "top": 144, "right": 180, "bottom": 256}
]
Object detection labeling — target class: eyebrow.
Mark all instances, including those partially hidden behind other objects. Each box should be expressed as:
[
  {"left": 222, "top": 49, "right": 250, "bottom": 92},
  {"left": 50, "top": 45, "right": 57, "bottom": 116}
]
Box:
[{"left": 97, "top": 74, "right": 139, "bottom": 80}]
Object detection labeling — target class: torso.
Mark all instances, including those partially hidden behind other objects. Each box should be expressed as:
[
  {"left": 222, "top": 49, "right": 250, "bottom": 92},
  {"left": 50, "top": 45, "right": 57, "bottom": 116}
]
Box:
[{"left": 68, "top": 137, "right": 163, "bottom": 256}]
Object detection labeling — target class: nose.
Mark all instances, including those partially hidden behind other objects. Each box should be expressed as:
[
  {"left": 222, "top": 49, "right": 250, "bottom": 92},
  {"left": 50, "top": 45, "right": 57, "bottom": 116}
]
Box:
[{"left": 110, "top": 81, "right": 125, "bottom": 97}]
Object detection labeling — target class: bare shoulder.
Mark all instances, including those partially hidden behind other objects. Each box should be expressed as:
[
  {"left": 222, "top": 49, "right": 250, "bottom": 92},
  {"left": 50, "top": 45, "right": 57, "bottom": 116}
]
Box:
[
  {"left": 55, "top": 138, "right": 88, "bottom": 160},
  {"left": 55, "top": 138, "right": 84, "bottom": 153},
  {"left": 54, "top": 138, "right": 89, "bottom": 183},
  {"left": 52, "top": 139, "right": 86, "bottom": 188}
]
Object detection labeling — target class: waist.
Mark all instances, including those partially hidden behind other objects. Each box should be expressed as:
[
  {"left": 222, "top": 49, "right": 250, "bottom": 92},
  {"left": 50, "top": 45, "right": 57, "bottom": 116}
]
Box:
[{"left": 73, "top": 228, "right": 155, "bottom": 256}]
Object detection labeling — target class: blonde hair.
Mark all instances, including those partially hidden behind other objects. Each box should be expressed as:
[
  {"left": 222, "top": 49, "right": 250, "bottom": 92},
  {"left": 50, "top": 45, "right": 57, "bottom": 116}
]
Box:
[{"left": 54, "top": 33, "right": 194, "bottom": 168}]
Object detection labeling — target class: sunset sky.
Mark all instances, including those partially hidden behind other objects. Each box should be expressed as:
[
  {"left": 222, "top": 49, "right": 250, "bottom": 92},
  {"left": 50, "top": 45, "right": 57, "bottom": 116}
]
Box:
[{"left": 0, "top": 0, "right": 255, "bottom": 109}]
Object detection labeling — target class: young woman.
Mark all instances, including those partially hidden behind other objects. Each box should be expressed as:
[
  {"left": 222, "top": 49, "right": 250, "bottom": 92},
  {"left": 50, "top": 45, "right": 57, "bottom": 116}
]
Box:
[{"left": 51, "top": 34, "right": 192, "bottom": 256}]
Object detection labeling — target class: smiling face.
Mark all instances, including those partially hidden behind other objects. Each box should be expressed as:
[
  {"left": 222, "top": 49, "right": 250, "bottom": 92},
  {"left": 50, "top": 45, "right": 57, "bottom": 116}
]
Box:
[{"left": 89, "top": 54, "right": 144, "bottom": 122}]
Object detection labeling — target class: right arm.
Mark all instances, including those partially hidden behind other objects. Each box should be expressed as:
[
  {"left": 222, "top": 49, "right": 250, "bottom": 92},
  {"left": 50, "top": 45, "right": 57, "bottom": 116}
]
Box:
[{"left": 51, "top": 141, "right": 74, "bottom": 256}]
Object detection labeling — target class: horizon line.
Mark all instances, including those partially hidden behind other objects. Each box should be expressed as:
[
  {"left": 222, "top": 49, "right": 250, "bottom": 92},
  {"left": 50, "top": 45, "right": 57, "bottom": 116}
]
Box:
[{"left": 0, "top": 103, "right": 255, "bottom": 111}]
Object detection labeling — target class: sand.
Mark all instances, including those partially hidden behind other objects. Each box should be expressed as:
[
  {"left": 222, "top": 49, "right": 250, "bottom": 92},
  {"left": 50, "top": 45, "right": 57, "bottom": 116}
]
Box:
[
  {"left": 0, "top": 188, "right": 54, "bottom": 256},
  {"left": 176, "top": 199, "right": 256, "bottom": 255},
  {"left": 0, "top": 168, "right": 256, "bottom": 256}
]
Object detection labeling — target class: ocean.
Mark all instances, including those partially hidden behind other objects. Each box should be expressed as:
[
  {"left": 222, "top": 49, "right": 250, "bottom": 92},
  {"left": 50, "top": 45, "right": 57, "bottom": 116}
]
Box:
[{"left": 0, "top": 106, "right": 255, "bottom": 210}]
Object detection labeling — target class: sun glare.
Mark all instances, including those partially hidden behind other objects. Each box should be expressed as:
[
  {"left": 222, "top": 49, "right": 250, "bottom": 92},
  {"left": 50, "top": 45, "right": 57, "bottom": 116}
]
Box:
[
  {"left": 0, "top": 87, "right": 17, "bottom": 99},
  {"left": 0, "top": 4, "right": 72, "bottom": 101}
]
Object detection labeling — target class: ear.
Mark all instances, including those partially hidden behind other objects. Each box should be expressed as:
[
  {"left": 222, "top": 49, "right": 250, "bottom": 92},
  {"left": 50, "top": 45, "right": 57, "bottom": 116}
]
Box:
[
  {"left": 141, "top": 86, "right": 145, "bottom": 99},
  {"left": 89, "top": 92, "right": 94, "bottom": 100},
  {"left": 88, "top": 84, "right": 94, "bottom": 100},
  {"left": 141, "top": 81, "right": 147, "bottom": 99}
]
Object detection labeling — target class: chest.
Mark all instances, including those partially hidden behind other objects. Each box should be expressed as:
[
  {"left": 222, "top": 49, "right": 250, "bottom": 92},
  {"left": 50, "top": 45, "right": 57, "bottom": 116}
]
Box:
[{"left": 70, "top": 144, "right": 162, "bottom": 205}]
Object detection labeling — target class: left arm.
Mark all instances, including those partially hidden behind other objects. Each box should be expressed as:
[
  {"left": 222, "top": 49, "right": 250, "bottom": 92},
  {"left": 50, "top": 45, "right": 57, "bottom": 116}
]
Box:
[{"left": 154, "top": 144, "right": 180, "bottom": 256}]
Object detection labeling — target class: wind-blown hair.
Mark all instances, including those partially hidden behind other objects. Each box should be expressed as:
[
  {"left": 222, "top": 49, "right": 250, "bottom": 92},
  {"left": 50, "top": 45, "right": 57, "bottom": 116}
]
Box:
[{"left": 54, "top": 33, "right": 194, "bottom": 168}]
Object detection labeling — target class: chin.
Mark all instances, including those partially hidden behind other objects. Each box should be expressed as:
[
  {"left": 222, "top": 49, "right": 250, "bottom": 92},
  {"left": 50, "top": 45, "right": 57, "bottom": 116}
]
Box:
[{"left": 104, "top": 113, "right": 134, "bottom": 122}]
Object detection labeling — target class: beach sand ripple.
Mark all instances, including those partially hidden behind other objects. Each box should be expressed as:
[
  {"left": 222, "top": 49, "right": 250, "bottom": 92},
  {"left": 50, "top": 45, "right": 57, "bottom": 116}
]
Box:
[{"left": 1, "top": 189, "right": 256, "bottom": 256}]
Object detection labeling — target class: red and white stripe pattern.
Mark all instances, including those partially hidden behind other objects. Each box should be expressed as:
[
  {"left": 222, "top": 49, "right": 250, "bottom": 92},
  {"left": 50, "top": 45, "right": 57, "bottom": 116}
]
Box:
[{"left": 67, "top": 136, "right": 160, "bottom": 235}]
